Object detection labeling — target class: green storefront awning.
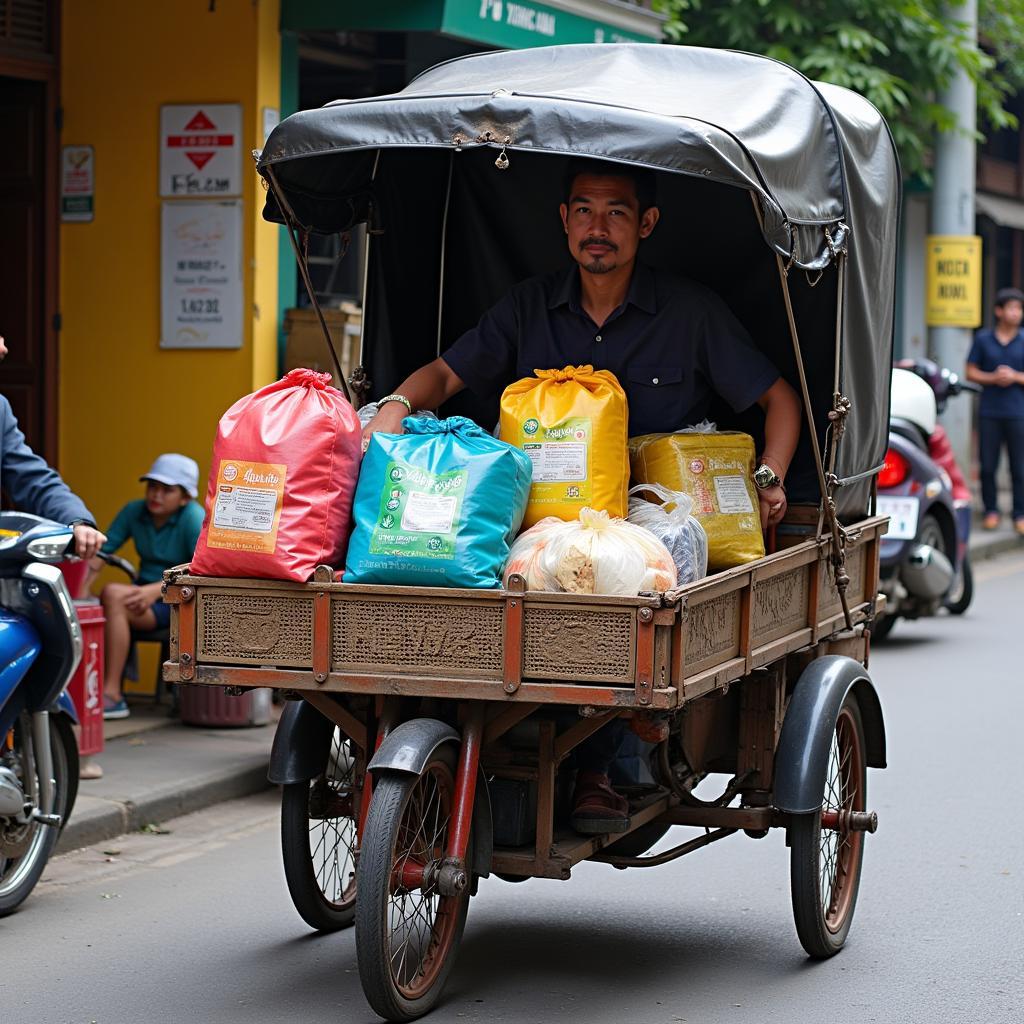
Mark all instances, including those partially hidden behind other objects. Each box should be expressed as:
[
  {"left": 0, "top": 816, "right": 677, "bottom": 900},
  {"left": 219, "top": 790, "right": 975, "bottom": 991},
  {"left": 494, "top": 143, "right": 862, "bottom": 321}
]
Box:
[{"left": 282, "top": 0, "right": 664, "bottom": 46}]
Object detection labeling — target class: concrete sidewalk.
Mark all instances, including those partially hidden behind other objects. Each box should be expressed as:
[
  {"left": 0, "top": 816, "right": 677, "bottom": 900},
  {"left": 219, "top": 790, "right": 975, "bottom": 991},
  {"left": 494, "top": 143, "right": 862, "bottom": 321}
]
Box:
[
  {"left": 57, "top": 706, "right": 276, "bottom": 854},
  {"left": 968, "top": 518, "right": 1023, "bottom": 562}
]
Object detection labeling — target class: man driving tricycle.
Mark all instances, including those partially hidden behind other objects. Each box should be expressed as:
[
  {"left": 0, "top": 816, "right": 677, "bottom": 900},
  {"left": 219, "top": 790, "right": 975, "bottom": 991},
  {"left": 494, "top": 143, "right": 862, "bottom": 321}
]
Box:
[{"left": 165, "top": 43, "right": 896, "bottom": 1022}]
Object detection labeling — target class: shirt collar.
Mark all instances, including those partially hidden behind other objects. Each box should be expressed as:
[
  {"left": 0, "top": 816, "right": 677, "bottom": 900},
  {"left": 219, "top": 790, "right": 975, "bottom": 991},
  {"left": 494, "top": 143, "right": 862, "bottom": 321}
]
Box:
[
  {"left": 547, "top": 262, "right": 658, "bottom": 316},
  {"left": 142, "top": 504, "right": 184, "bottom": 530}
]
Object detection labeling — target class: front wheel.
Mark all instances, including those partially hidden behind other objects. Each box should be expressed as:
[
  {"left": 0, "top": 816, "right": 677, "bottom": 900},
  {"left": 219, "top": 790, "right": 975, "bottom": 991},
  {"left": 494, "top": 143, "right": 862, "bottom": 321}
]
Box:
[
  {"left": 280, "top": 728, "right": 359, "bottom": 932},
  {"left": 789, "top": 693, "right": 867, "bottom": 958},
  {"left": 0, "top": 713, "right": 76, "bottom": 916},
  {"left": 356, "top": 750, "right": 471, "bottom": 1021}
]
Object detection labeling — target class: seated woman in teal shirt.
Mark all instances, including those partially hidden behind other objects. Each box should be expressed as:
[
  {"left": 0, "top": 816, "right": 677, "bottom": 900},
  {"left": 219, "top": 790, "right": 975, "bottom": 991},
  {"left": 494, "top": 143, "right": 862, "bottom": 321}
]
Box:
[{"left": 85, "top": 454, "right": 205, "bottom": 720}]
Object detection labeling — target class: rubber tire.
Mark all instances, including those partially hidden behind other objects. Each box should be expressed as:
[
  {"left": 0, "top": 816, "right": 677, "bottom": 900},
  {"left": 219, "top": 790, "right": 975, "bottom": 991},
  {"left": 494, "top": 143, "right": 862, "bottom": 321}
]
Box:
[
  {"left": 944, "top": 554, "right": 973, "bottom": 615},
  {"left": 280, "top": 733, "right": 358, "bottom": 932},
  {"left": 789, "top": 693, "right": 867, "bottom": 958},
  {"left": 0, "top": 715, "right": 74, "bottom": 916},
  {"left": 356, "top": 750, "right": 471, "bottom": 1022},
  {"left": 869, "top": 613, "right": 896, "bottom": 642}
]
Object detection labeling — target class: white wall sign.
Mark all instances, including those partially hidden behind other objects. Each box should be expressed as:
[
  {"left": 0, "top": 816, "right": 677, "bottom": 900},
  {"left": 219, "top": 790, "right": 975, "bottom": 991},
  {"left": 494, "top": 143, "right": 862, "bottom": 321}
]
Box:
[
  {"left": 160, "top": 104, "right": 242, "bottom": 197},
  {"left": 61, "top": 145, "right": 95, "bottom": 222},
  {"left": 161, "top": 201, "right": 243, "bottom": 349}
]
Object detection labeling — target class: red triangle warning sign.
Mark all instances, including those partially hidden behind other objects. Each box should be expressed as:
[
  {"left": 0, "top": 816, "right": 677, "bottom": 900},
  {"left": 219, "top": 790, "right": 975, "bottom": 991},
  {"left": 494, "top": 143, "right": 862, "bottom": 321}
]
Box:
[
  {"left": 185, "top": 110, "right": 216, "bottom": 131},
  {"left": 186, "top": 152, "right": 215, "bottom": 170}
]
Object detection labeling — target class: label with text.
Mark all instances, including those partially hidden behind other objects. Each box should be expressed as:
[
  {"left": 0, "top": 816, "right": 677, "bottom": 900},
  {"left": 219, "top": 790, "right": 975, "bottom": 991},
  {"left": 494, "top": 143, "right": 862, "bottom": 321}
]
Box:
[{"left": 207, "top": 460, "right": 287, "bottom": 553}]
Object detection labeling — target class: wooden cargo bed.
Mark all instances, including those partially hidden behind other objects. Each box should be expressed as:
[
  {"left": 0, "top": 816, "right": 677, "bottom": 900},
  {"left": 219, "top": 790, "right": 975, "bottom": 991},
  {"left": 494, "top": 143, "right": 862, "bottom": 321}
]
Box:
[{"left": 163, "top": 516, "right": 886, "bottom": 709}]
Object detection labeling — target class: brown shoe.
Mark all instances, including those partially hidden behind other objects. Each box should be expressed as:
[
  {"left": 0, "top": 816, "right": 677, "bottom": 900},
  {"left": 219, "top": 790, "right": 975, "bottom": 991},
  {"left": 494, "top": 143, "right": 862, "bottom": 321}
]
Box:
[
  {"left": 1015, "top": 519, "right": 1024, "bottom": 537},
  {"left": 983, "top": 513, "right": 1000, "bottom": 531},
  {"left": 570, "top": 771, "right": 630, "bottom": 834}
]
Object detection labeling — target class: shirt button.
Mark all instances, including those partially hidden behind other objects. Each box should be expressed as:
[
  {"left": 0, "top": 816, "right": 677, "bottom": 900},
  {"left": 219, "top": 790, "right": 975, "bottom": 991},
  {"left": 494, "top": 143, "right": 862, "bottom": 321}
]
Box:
[
  {"left": 652, "top": 377, "right": 660, "bottom": 385},
  {"left": 594, "top": 334, "right": 602, "bottom": 343}
]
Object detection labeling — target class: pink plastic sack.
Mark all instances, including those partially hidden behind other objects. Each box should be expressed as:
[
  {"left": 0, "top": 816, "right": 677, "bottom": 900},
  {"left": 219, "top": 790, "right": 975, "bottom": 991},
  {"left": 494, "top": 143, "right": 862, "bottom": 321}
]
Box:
[{"left": 190, "top": 369, "right": 361, "bottom": 581}]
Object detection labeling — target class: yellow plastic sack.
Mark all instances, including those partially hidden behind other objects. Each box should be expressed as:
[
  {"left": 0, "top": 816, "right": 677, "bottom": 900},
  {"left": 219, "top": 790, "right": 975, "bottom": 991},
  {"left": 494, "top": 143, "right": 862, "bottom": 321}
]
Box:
[
  {"left": 629, "top": 431, "right": 764, "bottom": 571},
  {"left": 499, "top": 365, "right": 629, "bottom": 529}
]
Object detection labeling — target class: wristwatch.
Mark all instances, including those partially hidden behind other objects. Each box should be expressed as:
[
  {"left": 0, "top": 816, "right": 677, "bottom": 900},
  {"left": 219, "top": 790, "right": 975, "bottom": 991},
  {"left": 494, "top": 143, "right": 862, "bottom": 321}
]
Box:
[{"left": 753, "top": 463, "right": 783, "bottom": 490}]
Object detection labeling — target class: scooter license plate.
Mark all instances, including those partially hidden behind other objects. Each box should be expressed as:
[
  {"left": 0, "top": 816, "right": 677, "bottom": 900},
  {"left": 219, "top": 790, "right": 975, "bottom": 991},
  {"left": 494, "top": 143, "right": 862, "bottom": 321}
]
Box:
[{"left": 877, "top": 496, "right": 920, "bottom": 540}]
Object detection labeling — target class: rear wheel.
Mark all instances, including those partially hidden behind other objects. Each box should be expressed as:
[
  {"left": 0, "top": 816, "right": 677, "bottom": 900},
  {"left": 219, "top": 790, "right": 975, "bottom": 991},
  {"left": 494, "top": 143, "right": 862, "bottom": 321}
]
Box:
[
  {"left": 944, "top": 554, "right": 973, "bottom": 615},
  {"left": 0, "top": 714, "right": 73, "bottom": 916},
  {"left": 280, "top": 728, "right": 359, "bottom": 931},
  {"left": 356, "top": 750, "right": 471, "bottom": 1021},
  {"left": 789, "top": 693, "right": 867, "bottom": 958}
]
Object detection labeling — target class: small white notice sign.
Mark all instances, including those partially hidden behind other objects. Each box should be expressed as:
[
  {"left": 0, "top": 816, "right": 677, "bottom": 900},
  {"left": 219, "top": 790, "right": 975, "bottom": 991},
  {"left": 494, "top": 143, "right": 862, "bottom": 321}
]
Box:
[
  {"left": 160, "top": 104, "right": 242, "bottom": 197},
  {"left": 61, "top": 146, "right": 95, "bottom": 222},
  {"left": 161, "top": 201, "right": 243, "bottom": 349}
]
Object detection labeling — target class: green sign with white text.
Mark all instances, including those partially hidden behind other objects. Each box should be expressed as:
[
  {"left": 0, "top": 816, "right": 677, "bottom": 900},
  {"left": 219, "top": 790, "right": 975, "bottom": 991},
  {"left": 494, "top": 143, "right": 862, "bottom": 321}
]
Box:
[
  {"left": 443, "top": 0, "right": 656, "bottom": 46},
  {"left": 282, "top": 1, "right": 660, "bottom": 46}
]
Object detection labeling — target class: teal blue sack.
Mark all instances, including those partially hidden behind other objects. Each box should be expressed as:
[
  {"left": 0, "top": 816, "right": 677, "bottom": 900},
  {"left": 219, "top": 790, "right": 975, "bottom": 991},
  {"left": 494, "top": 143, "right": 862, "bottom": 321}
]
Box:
[{"left": 345, "top": 416, "right": 533, "bottom": 588}]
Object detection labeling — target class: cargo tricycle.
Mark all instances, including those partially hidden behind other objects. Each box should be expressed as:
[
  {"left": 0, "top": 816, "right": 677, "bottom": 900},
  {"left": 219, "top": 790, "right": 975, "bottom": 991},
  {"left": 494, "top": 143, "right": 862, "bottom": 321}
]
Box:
[{"left": 164, "top": 44, "right": 898, "bottom": 1021}]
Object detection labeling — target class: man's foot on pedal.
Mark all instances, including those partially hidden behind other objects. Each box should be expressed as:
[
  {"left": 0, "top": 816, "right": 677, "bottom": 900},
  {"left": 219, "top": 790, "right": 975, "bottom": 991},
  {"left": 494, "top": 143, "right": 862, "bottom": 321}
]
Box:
[
  {"left": 103, "top": 697, "right": 130, "bottom": 720},
  {"left": 570, "top": 770, "right": 630, "bottom": 834}
]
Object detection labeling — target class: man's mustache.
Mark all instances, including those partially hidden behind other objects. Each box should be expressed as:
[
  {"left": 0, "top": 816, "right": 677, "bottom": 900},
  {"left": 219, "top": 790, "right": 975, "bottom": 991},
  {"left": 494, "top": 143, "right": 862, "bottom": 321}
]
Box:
[{"left": 579, "top": 237, "right": 618, "bottom": 252}]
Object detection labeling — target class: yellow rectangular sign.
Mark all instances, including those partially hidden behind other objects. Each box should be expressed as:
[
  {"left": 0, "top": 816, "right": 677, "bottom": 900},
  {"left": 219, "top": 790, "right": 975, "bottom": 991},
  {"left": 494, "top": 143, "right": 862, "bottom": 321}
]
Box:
[{"left": 926, "top": 235, "right": 982, "bottom": 327}]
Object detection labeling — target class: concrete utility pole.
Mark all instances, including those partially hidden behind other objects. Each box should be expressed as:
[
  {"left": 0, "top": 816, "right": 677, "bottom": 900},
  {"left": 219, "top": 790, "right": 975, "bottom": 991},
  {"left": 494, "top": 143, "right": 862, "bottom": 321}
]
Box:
[{"left": 929, "top": 0, "right": 978, "bottom": 473}]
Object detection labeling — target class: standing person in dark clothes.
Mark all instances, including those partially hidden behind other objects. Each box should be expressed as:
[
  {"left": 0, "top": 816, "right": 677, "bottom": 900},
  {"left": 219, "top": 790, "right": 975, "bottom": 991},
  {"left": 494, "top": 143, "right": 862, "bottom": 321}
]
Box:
[{"left": 967, "top": 287, "right": 1024, "bottom": 534}]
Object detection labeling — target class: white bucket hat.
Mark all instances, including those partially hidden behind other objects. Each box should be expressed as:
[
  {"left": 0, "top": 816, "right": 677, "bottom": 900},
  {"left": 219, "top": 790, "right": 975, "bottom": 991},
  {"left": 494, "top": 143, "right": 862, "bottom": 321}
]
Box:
[{"left": 140, "top": 453, "right": 200, "bottom": 498}]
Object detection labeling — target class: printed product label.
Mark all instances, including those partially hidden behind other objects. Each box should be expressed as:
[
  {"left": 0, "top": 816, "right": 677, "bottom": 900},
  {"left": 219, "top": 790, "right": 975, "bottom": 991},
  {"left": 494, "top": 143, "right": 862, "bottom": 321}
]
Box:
[
  {"left": 369, "top": 461, "right": 467, "bottom": 560},
  {"left": 713, "top": 474, "right": 755, "bottom": 515},
  {"left": 207, "top": 459, "right": 287, "bottom": 553},
  {"left": 520, "top": 417, "right": 591, "bottom": 505}
]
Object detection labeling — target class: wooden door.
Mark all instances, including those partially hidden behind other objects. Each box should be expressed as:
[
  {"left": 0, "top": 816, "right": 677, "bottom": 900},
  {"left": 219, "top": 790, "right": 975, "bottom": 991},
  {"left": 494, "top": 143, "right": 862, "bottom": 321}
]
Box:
[{"left": 0, "top": 73, "right": 51, "bottom": 456}]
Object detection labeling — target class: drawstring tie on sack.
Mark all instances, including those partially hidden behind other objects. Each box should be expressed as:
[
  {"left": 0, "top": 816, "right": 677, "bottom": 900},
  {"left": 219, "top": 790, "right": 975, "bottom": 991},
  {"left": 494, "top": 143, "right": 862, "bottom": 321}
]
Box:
[
  {"left": 283, "top": 368, "right": 333, "bottom": 390},
  {"left": 535, "top": 365, "right": 594, "bottom": 383}
]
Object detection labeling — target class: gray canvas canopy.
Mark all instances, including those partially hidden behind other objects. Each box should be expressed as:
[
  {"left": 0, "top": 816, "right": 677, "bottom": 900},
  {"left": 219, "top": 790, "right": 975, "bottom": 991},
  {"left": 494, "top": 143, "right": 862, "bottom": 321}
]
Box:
[{"left": 259, "top": 44, "right": 901, "bottom": 517}]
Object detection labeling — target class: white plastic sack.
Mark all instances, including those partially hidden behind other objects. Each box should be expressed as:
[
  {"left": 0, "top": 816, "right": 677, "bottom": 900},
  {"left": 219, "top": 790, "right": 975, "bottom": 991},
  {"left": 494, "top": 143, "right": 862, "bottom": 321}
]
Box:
[
  {"left": 503, "top": 507, "right": 677, "bottom": 596},
  {"left": 627, "top": 483, "right": 708, "bottom": 586}
]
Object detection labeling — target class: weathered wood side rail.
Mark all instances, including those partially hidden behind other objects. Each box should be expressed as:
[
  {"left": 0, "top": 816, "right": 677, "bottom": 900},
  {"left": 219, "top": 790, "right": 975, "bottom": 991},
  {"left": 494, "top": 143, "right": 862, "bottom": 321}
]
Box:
[{"left": 163, "top": 516, "right": 886, "bottom": 710}]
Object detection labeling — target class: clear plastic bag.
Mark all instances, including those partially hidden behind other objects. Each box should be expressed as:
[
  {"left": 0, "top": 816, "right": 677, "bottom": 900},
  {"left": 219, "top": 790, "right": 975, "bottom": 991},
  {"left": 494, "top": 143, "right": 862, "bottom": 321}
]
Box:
[
  {"left": 627, "top": 483, "right": 708, "bottom": 586},
  {"left": 356, "top": 402, "right": 438, "bottom": 428},
  {"left": 503, "top": 507, "right": 677, "bottom": 596}
]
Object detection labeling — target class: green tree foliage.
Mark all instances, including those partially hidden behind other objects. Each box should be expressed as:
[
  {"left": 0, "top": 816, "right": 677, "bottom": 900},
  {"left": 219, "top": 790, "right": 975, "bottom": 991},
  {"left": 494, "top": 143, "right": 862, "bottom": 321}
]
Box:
[{"left": 654, "top": 1, "right": 1023, "bottom": 181}]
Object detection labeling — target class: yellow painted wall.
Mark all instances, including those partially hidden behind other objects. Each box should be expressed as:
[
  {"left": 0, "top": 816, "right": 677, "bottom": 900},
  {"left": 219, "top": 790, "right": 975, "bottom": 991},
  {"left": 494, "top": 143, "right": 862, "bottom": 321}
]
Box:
[
  {"left": 59, "top": 0, "right": 280, "bottom": 527},
  {"left": 59, "top": 0, "right": 281, "bottom": 689}
]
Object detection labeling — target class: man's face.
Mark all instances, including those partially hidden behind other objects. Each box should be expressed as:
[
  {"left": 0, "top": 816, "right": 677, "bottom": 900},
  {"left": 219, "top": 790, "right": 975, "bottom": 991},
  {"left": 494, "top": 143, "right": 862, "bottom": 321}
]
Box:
[
  {"left": 559, "top": 173, "right": 659, "bottom": 276},
  {"left": 996, "top": 299, "right": 1024, "bottom": 329}
]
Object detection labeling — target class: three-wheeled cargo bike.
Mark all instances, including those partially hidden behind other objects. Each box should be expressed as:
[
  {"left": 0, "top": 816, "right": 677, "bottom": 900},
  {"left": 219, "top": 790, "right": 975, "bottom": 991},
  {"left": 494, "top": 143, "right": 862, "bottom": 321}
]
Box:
[{"left": 163, "top": 44, "right": 899, "bottom": 1022}]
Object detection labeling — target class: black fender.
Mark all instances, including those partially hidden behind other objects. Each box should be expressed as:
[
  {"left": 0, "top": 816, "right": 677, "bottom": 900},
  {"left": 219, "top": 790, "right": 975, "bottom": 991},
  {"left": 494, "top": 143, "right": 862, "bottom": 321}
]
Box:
[
  {"left": 369, "top": 718, "right": 493, "bottom": 881},
  {"left": 774, "top": 656, "right": 886, "bottom": 814},
  {"left": 268, "top": 700, "right": 335, "bottom": 785}
]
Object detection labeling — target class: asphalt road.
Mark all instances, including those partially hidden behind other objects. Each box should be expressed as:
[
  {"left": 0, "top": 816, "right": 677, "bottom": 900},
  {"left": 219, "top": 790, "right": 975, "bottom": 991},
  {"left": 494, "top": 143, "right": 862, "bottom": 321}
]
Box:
[{"left": 7, "top": 554, "right": 1024, "bottom": 1024}]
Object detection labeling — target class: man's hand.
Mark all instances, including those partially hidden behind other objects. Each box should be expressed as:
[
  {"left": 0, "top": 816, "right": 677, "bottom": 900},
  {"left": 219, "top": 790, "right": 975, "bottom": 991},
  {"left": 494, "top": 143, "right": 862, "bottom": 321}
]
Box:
[
  {"left": 73, "top": 524, "right": 106, "bottom": 560},
  {"left": 758, "top": 484, "right": 788, "bottom": 530},
  {"left": 995, "top": 364, "right": 1017, "bottom": 387},
  {"left": 361, "top": 402, "right": 408, "bottom": 452}
]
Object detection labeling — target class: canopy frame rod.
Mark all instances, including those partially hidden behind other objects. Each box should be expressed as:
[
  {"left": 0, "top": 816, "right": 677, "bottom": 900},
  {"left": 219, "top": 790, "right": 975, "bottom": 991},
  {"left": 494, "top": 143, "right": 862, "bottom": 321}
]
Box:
[
  {"left": 751, "top": 193, "right": 853, "bottom": 630},
  {"left": 264, "top": 163, "right": 353, "bottom": 405}
]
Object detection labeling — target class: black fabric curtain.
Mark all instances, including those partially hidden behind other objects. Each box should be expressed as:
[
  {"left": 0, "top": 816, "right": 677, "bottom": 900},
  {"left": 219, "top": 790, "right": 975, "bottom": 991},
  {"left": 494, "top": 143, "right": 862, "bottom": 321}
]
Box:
[{"left": 361, "top": 148, "right": 841, "bottom": 509}]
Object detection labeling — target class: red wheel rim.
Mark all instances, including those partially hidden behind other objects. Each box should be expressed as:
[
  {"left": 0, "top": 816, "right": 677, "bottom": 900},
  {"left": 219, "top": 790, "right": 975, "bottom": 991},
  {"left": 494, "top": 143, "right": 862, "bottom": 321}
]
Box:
[
  {"left": 386, "top": 762, "right": 462, "bottom": 1000},
  {"left": 819, "top": 706, "right": 864, "bottom": 932}
]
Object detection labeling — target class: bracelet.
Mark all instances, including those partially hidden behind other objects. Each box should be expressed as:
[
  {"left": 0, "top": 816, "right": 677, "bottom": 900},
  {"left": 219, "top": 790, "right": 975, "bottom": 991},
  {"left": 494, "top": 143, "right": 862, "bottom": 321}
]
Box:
[{"left": 378, "top": 394, "right": 412, "bottom": 415}]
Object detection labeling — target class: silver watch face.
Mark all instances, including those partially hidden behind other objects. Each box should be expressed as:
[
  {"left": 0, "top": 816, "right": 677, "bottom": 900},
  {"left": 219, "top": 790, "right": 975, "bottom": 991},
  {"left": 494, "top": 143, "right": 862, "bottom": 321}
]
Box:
[{"left": 754, "top": 464, "right": 777, "bottom": 489}]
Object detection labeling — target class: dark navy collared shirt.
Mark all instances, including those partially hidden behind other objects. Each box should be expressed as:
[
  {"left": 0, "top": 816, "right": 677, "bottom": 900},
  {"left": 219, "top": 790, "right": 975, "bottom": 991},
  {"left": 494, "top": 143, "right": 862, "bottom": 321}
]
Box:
[{"left": 442, "top": 262, "right": 779, "bottom": 436}]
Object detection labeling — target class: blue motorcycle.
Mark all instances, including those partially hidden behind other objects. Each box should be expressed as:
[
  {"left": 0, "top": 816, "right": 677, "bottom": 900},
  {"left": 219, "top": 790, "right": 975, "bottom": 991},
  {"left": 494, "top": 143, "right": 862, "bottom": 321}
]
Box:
[{"left": 0, "top": 512, "right": 82, "bottom": 915}]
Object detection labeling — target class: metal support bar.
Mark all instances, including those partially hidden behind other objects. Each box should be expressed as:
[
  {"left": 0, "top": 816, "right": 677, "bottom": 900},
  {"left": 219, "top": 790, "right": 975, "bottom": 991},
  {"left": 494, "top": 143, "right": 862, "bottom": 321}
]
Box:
[
  {"left": 301, "top": 692, "right": 369, "bottom": 752},
  {"left": 553, "top": 711, "right": 621, "bottom": 764},
  {"left": 445, "top": 704, "right": 485, "bottom": 864},
  {"left": 591, "top": 827, "right": 737, "bottom": 868},
  {"left": 483, "top": 702, "right": 540, "bottom": 747}
]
